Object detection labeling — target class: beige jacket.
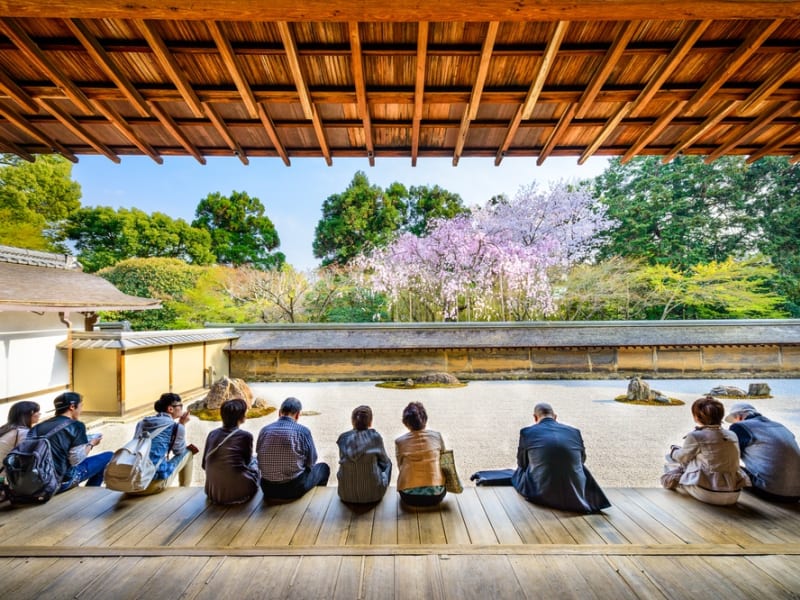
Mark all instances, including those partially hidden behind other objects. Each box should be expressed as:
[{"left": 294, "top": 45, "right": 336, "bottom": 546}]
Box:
[
  {"left": 395, "top": 429, "right": 445, "bottom": 490},
  {"left": 672, "top": 426, "right": 750, "bottom": 492}
]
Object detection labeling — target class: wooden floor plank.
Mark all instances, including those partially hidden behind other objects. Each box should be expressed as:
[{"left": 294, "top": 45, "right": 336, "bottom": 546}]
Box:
[
  {"left": 604, "top": 556, "right": 670, "bottom": 600},
  {"left": 361, "top": 555, "right": 395, "bottom": 600},
  {"left": 187, "top": 556, "right": 297, "bottom": 600},
  {"left": 227, "top": 501, "right": 279, "bottom": 546},
  {"left": 257, "top": 490, "right": 315, "bottom": 545},
  {"left": 131, "top": 555, "right": 212, "bottom": 599},
  {"left": 282, "top": 555, "right": 340, "bottom": 598},
  {"left": 455, "top": 488, "right": 496, "bottom": 544},
  {"left": 746, "top": 555, "right": 800, "bottom": 593},
  {"left": 617, "top": 488, "right": 712, "bottom": 544},
  {"left": 604, "top": 489, "right": 683, "bottom": 544},
  {"left": 370, "top": 491, "right": 398, "bottom": 544},
  {"left": 316, "top": 492, "right": 354, "bottom": 545},
  {"left": 0, "top": 557, "right": 67, "bottom": 597},
  {"left": 704, "top": 555, "right": 800, "bottom": 598},
  {"left": 344, "top": 503, "right": 377, "bottom": 545},
  {"left": 74, "top": 556, "right": 154, "bottom": 600},
  {"left": 493, "top": 486, "right": 551, "bottom": 544},
  {"left": 474, "top": 487, "right": 523, "bottom": 544},
  {"left": 557, "top": 513, "right": 608, "bottom": 545},
  {"left": 417, "top": 501, "right": 448, "bottom": 544},
  {"left": 396, "top": 500, "right": 420, "bottom": 544},
  {"left": 563, "top": 555, "right": 640, "bottom": 600},
  {"left": 291, "top": 486, "right": 336, "bottom": 545},
  {"left": 439, "top": 555, "right": 524, "bottom": 599},
  {"left": 133, "top": 487, "right": 210, "bottom": 547},
  {"left": 193, "top": 492, "right": 265, "bottom": 547},
  {"left": 332, "top": 556, "right": 364, "bottom": 600},
  {"left": 636, "top": 556, "right": 765, "bottom": 598}
]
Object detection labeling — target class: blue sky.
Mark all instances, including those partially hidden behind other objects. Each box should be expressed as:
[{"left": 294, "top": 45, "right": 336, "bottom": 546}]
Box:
[{"left": 72, "top": 155, "right": 610, "bottom": 271}]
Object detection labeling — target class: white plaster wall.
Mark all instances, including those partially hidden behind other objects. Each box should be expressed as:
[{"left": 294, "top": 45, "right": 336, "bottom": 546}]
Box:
[{"left": 0, "top": 312, "right": 69, "bottom": 401}]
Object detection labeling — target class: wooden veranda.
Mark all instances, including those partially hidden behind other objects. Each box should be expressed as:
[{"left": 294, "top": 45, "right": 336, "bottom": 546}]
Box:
[{"left": 1, "top": 485, "right": 799, "bottom": 598}]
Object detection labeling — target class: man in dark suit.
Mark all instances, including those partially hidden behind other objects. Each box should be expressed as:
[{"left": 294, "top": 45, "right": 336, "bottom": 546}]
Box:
[{"left": 511, "top": 402, "right": 610, "bottom": 513}]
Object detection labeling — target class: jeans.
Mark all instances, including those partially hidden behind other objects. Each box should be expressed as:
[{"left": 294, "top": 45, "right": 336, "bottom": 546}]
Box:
[
  {"left": 58, "top": 451, "right": 114, "bottom": 493},
  {"left": 260, "top": 463, "right": 330, "bottom": 501}
]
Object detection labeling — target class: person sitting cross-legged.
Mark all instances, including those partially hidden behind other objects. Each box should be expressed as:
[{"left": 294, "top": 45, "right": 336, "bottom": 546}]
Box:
[
  {"left": 256, "top": 397, "right": 330, "bottom": 501},
  {"left": 336, "top": 405, "right": 392, "bottom": 504}
]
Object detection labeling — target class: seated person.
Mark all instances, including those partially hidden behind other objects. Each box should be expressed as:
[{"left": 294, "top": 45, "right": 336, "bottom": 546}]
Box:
[
  {"left": 395, "top": 402, "right": 446, "bottom": 507},
  {"left": 127, "top": 393, "right": 197, "bottom": 495},
  {"left": 27, "top": 392, "right": 112, "bottom": 493},
  {"left": 0, "top": 401, "right": 41, "bottom": 467},
  {"left": 725, "top": 402, "right": 800, "bottom": 503},
  {"left": 662, "top": 396, "right": 750, "bottom": 506},
  {"left": 512, "top": 402, "right": 610, "bottom": 513},
  {"left": 203, "top": 398, "right": 260, "bottom": 505},
  {"left": 336, "top": 405, "right": 392, "bottom": 504},
  {"left": 256, "top": 397, "right": 329, "bottom": 501}
]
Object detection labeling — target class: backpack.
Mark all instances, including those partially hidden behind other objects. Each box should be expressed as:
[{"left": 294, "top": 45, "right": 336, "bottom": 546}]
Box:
[
  {"left": 2, "top": 419, "right": 73, "bottom": 505},
  {"left": 103, "top": 423, "right": 174, "bottom": 493}
]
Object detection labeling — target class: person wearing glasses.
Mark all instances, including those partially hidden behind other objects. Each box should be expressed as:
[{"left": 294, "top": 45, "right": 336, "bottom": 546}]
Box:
[{"left": 127, "top": 392, "right": 198, "bottom": 495}]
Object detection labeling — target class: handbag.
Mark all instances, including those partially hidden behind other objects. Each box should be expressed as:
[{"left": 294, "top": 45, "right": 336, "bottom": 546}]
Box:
[{"left": 439, "top": 448, "right": 463, "bottom": 494}]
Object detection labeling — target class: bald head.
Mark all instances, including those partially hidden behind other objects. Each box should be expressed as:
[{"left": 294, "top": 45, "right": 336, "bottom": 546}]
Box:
[{"left": 533, "top": 403, "right": 555, "bottom": 421}]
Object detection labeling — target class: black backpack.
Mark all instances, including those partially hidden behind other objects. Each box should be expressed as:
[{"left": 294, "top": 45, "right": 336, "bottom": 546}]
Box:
[{"left": 2, "top": 420, "right": 72, "bottom": 505}]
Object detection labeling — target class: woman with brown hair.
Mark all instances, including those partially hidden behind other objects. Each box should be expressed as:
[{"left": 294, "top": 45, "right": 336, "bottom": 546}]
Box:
[
  {"left": 661, "top": 395, "right": 750, "bottom": 505},
  {"left": 336, "top": 405, "right": 392, "bottom": 504},
  {"left": 395, "top": 401, "right": 447, "bottom": 507},
  {"left": 0, "top": 401, "right": 41, "bottom": 467}
]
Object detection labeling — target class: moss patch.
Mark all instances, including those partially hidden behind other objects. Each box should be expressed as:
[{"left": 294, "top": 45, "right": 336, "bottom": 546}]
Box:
[
  {"left": 713, "top": 394, "right": 772, "bottom": 400},
  {"left": 614, "top": 395, "right": 685, "bottom": 406},
  {"left": 376, "top": 381, "right": 468, "bottom": 390},
  {"left": 190, "top": 405, "right": 277, "bottom": 422}
]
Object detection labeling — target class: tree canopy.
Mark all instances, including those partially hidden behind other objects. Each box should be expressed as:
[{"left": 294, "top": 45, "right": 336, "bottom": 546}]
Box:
[{"left": 192, "top": 190, "right": 284, "bottom": 269}]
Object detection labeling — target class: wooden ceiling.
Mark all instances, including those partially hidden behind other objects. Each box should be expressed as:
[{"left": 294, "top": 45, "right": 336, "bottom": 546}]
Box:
[{"left": 0, "top": 1, "right": 798, "bottom": 166}]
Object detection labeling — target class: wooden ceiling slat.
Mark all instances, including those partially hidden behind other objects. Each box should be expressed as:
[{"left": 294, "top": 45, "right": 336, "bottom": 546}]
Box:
[
  {"left": 206, "top": 20, "right": 259, "bottom": 119},
  {"left": 705, "top": 101, "right": 794, "bottom": 162},
  {"left": 202, "top": 101, "right": 248, "bottom": 164},
  {"left": 739, "top": 48, "right": 800, "bottom": 114},
  {"left": 746, "top": 123, "right": 800, "bottom": 163},
  {"left": 147, "top": 100, "right": 205, "bottom": 164},
  {"left": 256, "top": 102, "right": 290, "bottom": 166},
  {"left": 36, "top": 98, "right": 119, "bottom": 162},
  {"left": 685, "top": 19, "right": 783, "bottom": 116},
  {"left": 0, "top": 18, "right": 94, "bottom": 115},
  {"left": 91, "top": 99, "right": 162, "bottom": 163},
  {"left": 410, "top": 21, "right": 428, "bottom": 167},
  {"left": 579, "top": 101, "right": 632, "bottom": 164},
  {"left": 66, "top": 19, "right": 150, "bottom": 118},
  {"left": 0, "top": 137, "right": 33, "bottom": 161},
  {"left": 663, "top": 98, "right": 740, "bottom": 161},
  {"left": 135, "top": 19, "right": 205, "bottom": 118},
  {"left": 628, "top": 20, "right": 710, "bottom": 118},
  {"left": 621, "top": 100, "right": 687, "bottom": 163},
  {"left": 538, "top": 102, "right": 577, "bottom": 165},
  {"left": 0, "top": 101, "right": 77, "bottom": 161},
  {"left": 0, "top": 64, "right": 37, "bottom": 112},
  {"left": 495, "top": 19, "right": 568, "bottom": 165},
  {"left": 348, "top": 22, "right": 375, "bottom": 166},
  {"left": 453, "top": 21, "right": 498, "bottom": 166},
  {"left": 574, "top": 20, "right": 639, "bottom": 120}
]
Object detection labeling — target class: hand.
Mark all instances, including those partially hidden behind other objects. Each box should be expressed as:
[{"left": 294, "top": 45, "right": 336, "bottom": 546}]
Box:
[
  {"left": 179, "top": 409, "right": 191, "bottom": 425},
  {"left": 88, "top": 433, "right": 102, "bottom": 446}
]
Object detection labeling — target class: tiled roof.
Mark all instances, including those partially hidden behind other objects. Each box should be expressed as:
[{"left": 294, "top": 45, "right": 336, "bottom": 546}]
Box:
[
  {"left": 0, "top": 244, "right": 81, "bottom": 270},
  {"left": 60, "top": 328, "right": 239, "bottom": 350}
]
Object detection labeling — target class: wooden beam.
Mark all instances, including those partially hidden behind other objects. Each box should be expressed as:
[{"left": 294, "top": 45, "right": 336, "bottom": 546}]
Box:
[
  {"left": 0, "top": 138, "right": 33, "bottom": 161},
  {"left": 621, "top": 100, "right": 687, "bottom": 163},
  {"left": 36, "top": 98, "right": 119, "bottom": 162},
  {"left": 0, "top": 18, "right": 93, "bottom": 115},
  {"left": 134, "top": 19, "right": 204, "bottom": 118},
  {"left": 147, "top": 100, "right": 206, "bottom": 164},
  {"left": 453, "top": 21, "right": 498, "bottom": 166},
  {"left": 739, "top": 49, "right": 800, "bottom": 114},
  {"left": 349, "top": 22, "right": 375, "bottom": 166},
  {"left": 66, "top": 18, "right": 150, "bottom": 118},
  {"left": 91, "top": 99, "right": 162, "bottom": 163},
  {"left": 207, "top": 20, "right": 259, "bottom": 119},
  {"left": 579, "top": 101, "right": 632, "bottom": 164},
  {"left": 1, "top": 1, "right": 798, "bottom": 22},
  {"left": 663, "top": 99, "right": 739, "bottom": 162},
  {"left": 0, "top": 63, "right": 37, "bottom": 113},
  {"left": 629, "top": 20, "right": 710, "bottom": 118},
  {"left": 278, "top": 20, "right": 331, "bottom": 164},
  {"left": 0, "top": 101, "right": 77, "bottom": 161},
  {"left": 746, "top": 124, "right": 800, "bottom": 163},
  {"left": 202, "top": 101, "right": 248, "bottom": 165},
  {"left": 411, "top": 21, "right": 428, "bottom": 167},
  {"left": 705, "top": 101, "right": 794, "bottom": 162},
  {"left": 537, "top": 102, "right": 577, "bottom": 165},
  {"left": 575, "top": 20, "right": 639, "bottom": 120},
  {"left": 256, "top": 102, "right": 290, "bottom": 166},
  {"left": 496, "top": 20, "right": 568, "bottom": 165},
  {"left": 685, "top": 19, "right": 782, "bottom": 116}
]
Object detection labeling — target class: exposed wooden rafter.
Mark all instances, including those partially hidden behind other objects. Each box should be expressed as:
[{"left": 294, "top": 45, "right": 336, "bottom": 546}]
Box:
[
  {"left": 0, "top": 137, "right": 33, "bottom": 161},
  {"left": 135, "top": 19, "right": 205, "bottom": 118},
  {"left": 91, "top": 99, "right": 162, "bottom": 163},
  {"left": 207, "top": 20, "right": 259, "bottom": 119},
  {"left": 203, "top": 101, "right": 248, "bottom": 165},
  {"left": 453, "top": 21, "right": 498, "bottom": 166},
  {"left": 621, "top": 100, "right": 687, "bottom": 163},
  {"left": 277, "top": 20, "right": 331, "bottom": 165},
  {"left": 0, "top": 18, "right": 93, "bottom": 115},
  {"left": 0, "top": 101, "right": 77, "bottom": 161},
  {"left": 663, "top": 99, "right": 740, "bottom": 162},
  {"left": 579, "top": 101, "right": 632, "bottom": 164},
  {"left": 147, "top": 100, "right": 206, "bottom": 164},
  {"left": 36, "top": 98, "right": 119, "bottom": 162},
  {"left": 538, "top": 102, "right": 577, "bottom": 165},
  {"left": 495, "top": 20, "right": 568, "bottom": 166},
  {"left": 705, "top": 101, "right": 795, "bottom": 163},
  {"left": 0, "top": 63, "right": 36, "bottom": 113},
  {"left": 747, "top": 123, "right": 800, "bottom": 163},
  {"left": 349, "top": 22, "right": 375, "bottom": 166},
  {"left": 410, "top": 21, "right": 428, "bottom": 167},
  {"left": 739, "top": 49, "right": 800, "bottom": 114},
  {"left": 257, "top": 103, "right": 290, "bottom": 166},
  {"left": 66, "top": 19, "right": 150, "bottom": 118}
]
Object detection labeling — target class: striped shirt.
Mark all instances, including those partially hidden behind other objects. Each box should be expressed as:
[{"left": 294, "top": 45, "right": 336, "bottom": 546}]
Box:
[{"left": 256, "top": 416, "right": 317, "bottom": 482}]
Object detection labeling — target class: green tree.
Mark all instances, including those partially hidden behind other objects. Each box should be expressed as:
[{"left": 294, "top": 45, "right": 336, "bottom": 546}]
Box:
[
  {"left": 65, "top": 206, "right": 214, "bottom": 272},
  {"left": 0, "top": 154, "right": 81, "bottom": 251},
  {"left": 403, "top": 184, "right": 467, "bottom": 235},
  {"left": 313, "top": 172, "right": 405, "bottom": 266},
  {"left": 192, "top": 190, "right": 284, "bottom": 269}
]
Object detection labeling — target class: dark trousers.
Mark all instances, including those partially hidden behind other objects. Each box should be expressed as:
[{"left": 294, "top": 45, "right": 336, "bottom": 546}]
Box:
[
  {"left": 260, "top": 463, "right": 330, "bottom": 501},
  {"left": 399, "top": 489, "right": 446, "bottom": 507}
]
